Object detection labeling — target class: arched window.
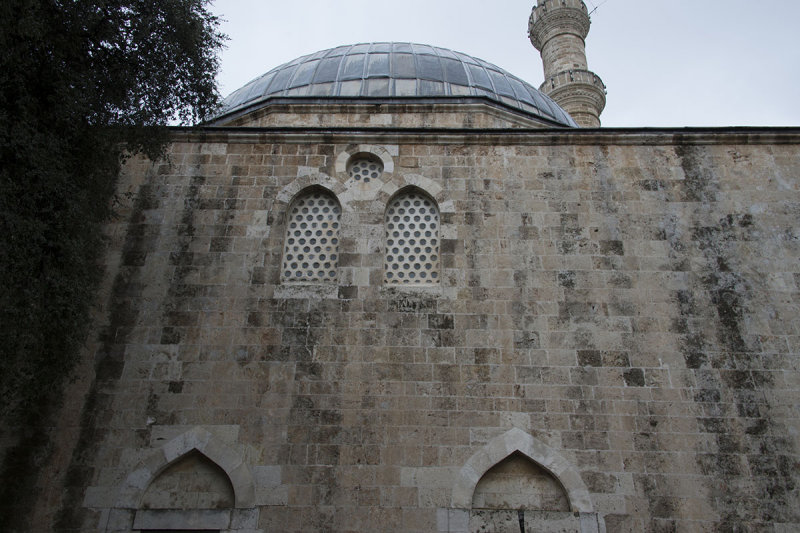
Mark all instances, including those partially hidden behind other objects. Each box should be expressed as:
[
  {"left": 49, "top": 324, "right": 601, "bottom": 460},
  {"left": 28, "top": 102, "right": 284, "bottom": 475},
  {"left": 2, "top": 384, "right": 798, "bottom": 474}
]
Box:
[
  {"left": 281, "top": 188, "right": 341, "bottom": 283},
  {"left": 384, "top": 189, "right": 440, "bottom": 285}
]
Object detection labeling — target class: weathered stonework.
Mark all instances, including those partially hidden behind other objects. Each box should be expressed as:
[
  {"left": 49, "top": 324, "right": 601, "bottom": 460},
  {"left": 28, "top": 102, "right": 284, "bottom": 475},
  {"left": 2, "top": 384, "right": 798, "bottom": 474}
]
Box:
[{"left": 22, "top": 122, "right": 800, "bottom": 532}]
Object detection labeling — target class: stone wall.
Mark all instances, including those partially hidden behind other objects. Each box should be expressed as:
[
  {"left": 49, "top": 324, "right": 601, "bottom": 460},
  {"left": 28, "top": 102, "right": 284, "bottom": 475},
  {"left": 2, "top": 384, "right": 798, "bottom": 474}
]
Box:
[{"left": 34, "top": 128, "right": 800, "bottom": 532}]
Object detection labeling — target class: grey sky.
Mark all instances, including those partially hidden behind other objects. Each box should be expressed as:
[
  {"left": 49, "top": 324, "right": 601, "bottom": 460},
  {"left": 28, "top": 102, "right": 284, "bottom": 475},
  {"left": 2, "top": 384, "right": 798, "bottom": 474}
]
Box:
[{"left": 209, "top": 0, "right": 800, "bottom": 127}]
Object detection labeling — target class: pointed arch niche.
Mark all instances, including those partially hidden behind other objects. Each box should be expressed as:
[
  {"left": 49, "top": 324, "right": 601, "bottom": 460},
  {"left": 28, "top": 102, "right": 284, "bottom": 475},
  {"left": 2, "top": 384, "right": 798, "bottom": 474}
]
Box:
[
  {"left": 444, "top": 428, "right": 603, "bottom": 533},
  {"left": 114, "top": 427, "right": 255, "bottom": 532}
]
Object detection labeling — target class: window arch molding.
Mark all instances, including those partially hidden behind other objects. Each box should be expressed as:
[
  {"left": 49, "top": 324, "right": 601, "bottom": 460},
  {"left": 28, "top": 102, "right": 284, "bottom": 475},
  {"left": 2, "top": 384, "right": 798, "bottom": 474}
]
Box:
[
  {"left": 375, "top": 173, "right": 450, "bottom": 211},
  {"left": 275, "top": 172, "right": 345, "bottom": 208},
  {"left": 334, "top": 144, "right": 395, "bottom": 176}
]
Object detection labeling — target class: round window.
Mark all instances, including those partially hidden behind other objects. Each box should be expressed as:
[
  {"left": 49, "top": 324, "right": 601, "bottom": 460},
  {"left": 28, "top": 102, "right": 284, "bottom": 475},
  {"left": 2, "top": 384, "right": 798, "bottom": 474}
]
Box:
[{"left": 347, "top": 154, "right": 384, "bottom": 183}]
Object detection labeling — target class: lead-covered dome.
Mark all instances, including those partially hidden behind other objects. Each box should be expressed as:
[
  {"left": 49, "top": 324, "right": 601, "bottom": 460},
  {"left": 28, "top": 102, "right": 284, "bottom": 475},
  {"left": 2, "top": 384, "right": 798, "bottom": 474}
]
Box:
[{"left": 218, "top": 42, "right": 577, "bottom": 127}]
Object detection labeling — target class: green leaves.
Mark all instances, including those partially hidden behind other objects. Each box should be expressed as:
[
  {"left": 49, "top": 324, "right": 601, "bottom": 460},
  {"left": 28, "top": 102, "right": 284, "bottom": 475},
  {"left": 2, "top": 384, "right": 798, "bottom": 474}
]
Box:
[
  {"left": 0, "top": 0, "right": 226, "bottom": 421},
  {"left": 0, "top": 3, "right": 225, "bottom": 526}
]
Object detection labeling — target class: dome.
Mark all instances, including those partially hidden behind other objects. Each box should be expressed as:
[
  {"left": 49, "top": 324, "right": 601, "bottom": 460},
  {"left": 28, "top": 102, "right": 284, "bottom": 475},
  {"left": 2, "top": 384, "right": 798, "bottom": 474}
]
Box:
[{"left": 219, "top": 42, "right": 577, "bottom": 127}]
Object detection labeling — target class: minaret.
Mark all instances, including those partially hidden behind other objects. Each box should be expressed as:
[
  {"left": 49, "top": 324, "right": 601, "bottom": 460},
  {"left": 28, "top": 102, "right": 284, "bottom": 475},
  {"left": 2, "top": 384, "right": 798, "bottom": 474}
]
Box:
[{"left": 529, "top": 0, "right": 606, "bottom": 127}]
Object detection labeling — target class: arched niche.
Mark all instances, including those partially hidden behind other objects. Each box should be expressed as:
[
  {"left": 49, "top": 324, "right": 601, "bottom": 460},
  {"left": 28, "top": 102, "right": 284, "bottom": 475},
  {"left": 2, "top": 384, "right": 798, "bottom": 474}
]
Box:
[
  {"left": 445, "top": 429, "right": 603, "bottom": 533},
  {"left": 471, "top": 451, "right": 570, "bottom": 511},
  {"left": 451, "top": 428, "right": 593, "bottom": 513},
  {"left": 451, "top": 428, "right": 594, "bottom": 513},
  {"left": 139, "top": 449, "right": 235, "bottom": 510},
  {"left": 116, "top": 427, "right": 255, "bottom": 510}
]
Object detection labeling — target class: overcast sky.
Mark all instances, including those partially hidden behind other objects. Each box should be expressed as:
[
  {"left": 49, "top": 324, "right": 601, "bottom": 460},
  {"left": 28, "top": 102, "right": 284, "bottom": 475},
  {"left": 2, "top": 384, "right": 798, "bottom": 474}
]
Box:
[{"left": 209, "top": 0, "right": 800, "bottom": 128}]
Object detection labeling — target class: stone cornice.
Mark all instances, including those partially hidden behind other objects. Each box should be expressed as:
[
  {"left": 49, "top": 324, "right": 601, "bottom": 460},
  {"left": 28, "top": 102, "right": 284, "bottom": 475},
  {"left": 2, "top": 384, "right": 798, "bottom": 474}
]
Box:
[{"left": 168, "top": 126, "right": 800, "bottom": 147}]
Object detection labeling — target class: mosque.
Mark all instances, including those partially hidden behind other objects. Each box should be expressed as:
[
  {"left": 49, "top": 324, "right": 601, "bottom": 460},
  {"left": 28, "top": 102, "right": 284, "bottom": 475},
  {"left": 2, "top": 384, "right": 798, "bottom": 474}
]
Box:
[{"left": 27, "top": 1, "right": 800, "bottom": 531}]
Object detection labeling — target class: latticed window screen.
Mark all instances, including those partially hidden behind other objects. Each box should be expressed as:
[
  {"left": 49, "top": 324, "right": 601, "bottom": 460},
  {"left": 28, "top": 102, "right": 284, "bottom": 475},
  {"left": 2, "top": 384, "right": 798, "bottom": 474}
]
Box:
[
  {"left": 281, "top": 190, "right": 341, "bottom": 282},
  {"left": 384, "top": 190, "right": 440, "bottom": 285},
  {"left": 348, "top": 156, "right": 383, "bottom": 183}
]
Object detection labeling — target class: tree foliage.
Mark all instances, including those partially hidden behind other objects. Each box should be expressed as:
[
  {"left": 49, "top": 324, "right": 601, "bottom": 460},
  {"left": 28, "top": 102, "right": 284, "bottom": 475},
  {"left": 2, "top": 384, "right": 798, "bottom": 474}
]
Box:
[
  {"left": 0, "top": 1, "right": 225, "bottom": 528},
  {"left": 0, "top": 0, "right": 225, "bottom": 422}
]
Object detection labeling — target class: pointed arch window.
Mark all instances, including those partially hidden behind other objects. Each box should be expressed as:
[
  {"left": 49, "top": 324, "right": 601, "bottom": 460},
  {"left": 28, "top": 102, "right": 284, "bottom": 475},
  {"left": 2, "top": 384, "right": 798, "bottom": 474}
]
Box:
[
  {"left": 281, "top": 188, "right": 341, "bottom": 282},
  {"left": 384, "top": 189, "right": 440, "bottom": 285}
]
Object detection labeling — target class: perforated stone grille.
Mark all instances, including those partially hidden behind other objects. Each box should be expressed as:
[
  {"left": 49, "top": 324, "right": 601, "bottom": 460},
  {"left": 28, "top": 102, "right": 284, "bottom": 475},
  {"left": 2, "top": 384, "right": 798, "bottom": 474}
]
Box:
[
  {"left": 384, "top": 191, "right": 440, "bottom": 284},
  {"left": 282, "top": 191, "right": 341, "bottom": 282},
  {"left": 348, "top": 157, "right": 383, "bottom": 183}
]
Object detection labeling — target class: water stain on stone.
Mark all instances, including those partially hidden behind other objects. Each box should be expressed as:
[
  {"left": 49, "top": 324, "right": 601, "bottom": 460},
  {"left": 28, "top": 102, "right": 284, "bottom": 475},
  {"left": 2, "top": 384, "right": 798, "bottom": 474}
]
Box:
[{"left": 55, "top": 171, "right": 165, "bottom": 529}]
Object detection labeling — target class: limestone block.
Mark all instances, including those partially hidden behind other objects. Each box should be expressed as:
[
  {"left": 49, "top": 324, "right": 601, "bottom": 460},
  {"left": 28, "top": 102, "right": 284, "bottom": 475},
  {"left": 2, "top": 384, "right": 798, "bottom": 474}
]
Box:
[
  {"left": 252, "top": 465, "right": 282, "bottom": 488},
  {"left": 133, "top": 509, "right": 231, "bottom": 530},
  {"left": 449, "top": 509, "right": 470, "bottom": 533},
  {"left": 105, "top": 508, "right": 134, "bottom": 532},
  {"left": 83, "top": 486, "right": 116, "bottom": 508},
  {"left": 230, "top": 507, "right": 260, "bottom": 529}
]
